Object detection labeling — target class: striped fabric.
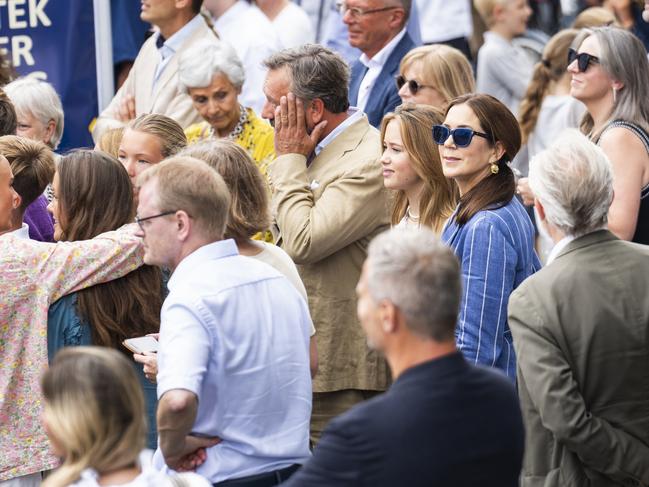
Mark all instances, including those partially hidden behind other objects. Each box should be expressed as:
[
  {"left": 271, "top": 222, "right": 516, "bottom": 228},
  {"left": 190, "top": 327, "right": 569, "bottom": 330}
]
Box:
[{"left": 442, "top": 197, "right": 541, "bottom": 380}]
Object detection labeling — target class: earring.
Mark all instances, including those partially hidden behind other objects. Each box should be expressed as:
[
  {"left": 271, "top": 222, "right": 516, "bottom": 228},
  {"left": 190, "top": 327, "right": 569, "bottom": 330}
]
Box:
[
  {"left": 490, "top": 162, "right": 499, "bottom": 174},
  {"left": 612, "top": 87, "right": 617, "bottom": 104}
]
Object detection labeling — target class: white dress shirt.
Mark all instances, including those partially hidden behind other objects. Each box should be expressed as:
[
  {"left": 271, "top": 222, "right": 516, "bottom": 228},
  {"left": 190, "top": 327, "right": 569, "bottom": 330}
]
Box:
[
  {"left": 415, "top": 0, "right": 472, "bottom": 43},
  {"left": 153, "top": 239, "right": 312, "bottom": 483},
  {"left": 153, "top": 14, "right": 205, "bottom": 88},
  {"left": 214, "top": 1, "right": 284, "bottom": 114},
  {"left": 9, "top": 223, "right": 30, "bottom": 240},
  {"left": 356, "top": 28, "right": 407, "bottom": 111},
  {"left": 546, "top": 235, "right": 576, "bottom": 265}
]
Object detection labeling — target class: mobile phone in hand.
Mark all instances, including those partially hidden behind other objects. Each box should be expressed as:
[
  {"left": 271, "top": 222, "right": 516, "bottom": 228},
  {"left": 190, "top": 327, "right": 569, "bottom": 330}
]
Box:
[{"left": 123, "top": 336, "right": 159, "bottom": 354}]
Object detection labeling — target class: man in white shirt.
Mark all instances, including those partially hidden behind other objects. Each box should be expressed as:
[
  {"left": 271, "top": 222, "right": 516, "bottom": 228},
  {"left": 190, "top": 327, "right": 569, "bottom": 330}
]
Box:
[
  {"left": 203, "top": 0, "right": 283, "bottom": 114},
  {"left": 345, "top": 0, "right": 416, "bottom": 127},
  {"left": 415, "top": 0, "right": 473, "bottom": 59},
  {"left": 137, "top": 157, "right": 312, "bottom": 485},
  {"left": 93, "top": 0, "right": 218, "bottom": 141}
]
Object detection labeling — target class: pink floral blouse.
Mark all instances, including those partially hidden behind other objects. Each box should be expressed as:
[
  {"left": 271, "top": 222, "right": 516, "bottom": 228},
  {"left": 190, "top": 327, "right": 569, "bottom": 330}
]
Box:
[{"left": 0, "top": 226, "right": 144, "bottom": 481}]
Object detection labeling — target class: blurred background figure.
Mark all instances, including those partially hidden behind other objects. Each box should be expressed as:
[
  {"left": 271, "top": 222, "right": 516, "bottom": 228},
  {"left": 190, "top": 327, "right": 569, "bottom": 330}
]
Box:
[
  {"left": 605, "top": 0, "right": 649, "bottom": 50},
  {"left": 397, "top": 44, "right": 475, "bottom": 108},
  {"left": 572, "top": 6, "right": 618, "bottom": 27},
  {"left": 415, "top": 0, "right": 474, "bottom": 59},
  {"left": 95, "top": 127, "right": 125, "bottom": 159},
  {"left": 255, "top": 0, "right": 316, "bottom": 47}
]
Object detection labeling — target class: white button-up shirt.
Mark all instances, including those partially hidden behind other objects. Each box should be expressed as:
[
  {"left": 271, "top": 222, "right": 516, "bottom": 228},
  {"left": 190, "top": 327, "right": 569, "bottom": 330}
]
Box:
[
  {"left": 356, "top": 28, "right": 407, "bottom": 111},
  {"left": 153, "top": 14, "right": 205, "bottom": 88},
  {"left": 153, "top": 239, "right": 312, "bottom": 483}
]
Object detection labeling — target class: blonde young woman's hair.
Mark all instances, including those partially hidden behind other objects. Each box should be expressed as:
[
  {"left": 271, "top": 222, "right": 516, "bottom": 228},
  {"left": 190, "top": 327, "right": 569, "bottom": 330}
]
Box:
[
  {"left": 96, "top": 127, "right": 125, "bottom": 159},
  {"left": 574, "top": 27, "right": 649, "bottom": 139},
  {"left": 399, "top": 45, "right": 475, "bottom": 108},
  {"left": 380, "top": 104, "right": 458, "bottom": 233},
  {"left": 41, "top": 347, "right": 146, "bottom": 487},
  {"left": 179, "top": 140, "right": 271, "bottom": 240},
  {"left": 518, "top": 29, "right": 580, "bottom": 144},
  {"left": 572, "top": 7, "right": 617, "bottom": 29},
  {"left": 127, "top": 113, "right": 187, "bottom": 158}
]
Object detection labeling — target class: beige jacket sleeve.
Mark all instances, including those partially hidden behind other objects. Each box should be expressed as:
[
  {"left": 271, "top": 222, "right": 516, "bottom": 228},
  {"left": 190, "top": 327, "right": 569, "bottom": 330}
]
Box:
[{"left": 269, "top": 153, "right": 386, "bottom": 265}]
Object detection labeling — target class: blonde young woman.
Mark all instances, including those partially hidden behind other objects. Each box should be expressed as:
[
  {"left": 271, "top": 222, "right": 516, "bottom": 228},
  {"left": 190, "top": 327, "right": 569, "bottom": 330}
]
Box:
[
  {"left": 380, "top": 104, "right": 457, "bottom": 231},
  {"left": 41, "top": 347, "right": 211, "bottom": 487},
  {"left": 396, "top": 45, "right": 475, "bottom": 109}
]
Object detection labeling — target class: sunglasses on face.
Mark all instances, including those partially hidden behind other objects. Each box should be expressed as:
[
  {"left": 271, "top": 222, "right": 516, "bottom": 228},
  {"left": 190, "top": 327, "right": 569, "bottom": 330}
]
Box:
[
  {"left": 395, "top": 75, "right": 433, "bottom": 95},
  {"left": 432, "top": 125, "right": 491, "bottom": 148},
  {"left": 568, "top": 48, "right": 600, "bottom": 73}
]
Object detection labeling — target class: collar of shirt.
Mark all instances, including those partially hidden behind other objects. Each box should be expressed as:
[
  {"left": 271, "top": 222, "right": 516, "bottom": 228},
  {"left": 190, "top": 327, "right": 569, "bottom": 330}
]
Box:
[
  {"left": 314, "top": 107, "right": 363, "bottom": 156},
  {"left": 9, "top": 223, "right": 30, "bottom": 240},
  {"left": 482, "top": 30, "right": 514, "bottom": 49},
  {"left": 546, "top": 234, "right": 576, "bottom": 265},
  {"left": 214, "top": 0, "right": 250, "bottom": 30},
  {"left": 167, "top": 239, "right": 239, "bottom": 291},
  {"left": 359, "top": 28, "right": 407, "bottom": 69},
  {"left": 155, "top": 13, "right": 204, "bottom": 60}
]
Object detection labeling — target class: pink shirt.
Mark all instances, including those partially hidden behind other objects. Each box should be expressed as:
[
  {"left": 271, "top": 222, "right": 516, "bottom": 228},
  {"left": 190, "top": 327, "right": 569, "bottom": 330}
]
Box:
[{"left": 0, "top": 226, "right": 144, "bottom": 481}]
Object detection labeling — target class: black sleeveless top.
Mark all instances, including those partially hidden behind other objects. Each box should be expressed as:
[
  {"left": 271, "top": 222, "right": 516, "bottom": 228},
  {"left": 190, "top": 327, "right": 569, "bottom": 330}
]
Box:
[{"left": 598, "top": 120, "right": 649, "bottom": 245}]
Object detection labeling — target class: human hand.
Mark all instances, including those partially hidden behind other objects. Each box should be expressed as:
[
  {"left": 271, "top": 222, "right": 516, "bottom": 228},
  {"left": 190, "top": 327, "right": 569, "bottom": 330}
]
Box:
[
  {"left": 117, "top": 94, "right": 136, "bottom": 122},
  {"left": 165, "top": 435, "right": 222, "bottom": 472},
  {"left": 516, "top": 177, "right": 535, "bottom": 207},
  {"left": 274, "top": 92, "right": 327, "bottom": 158},
  {"left": 133, "top": 351, "right": 158, "bottom": 383}
]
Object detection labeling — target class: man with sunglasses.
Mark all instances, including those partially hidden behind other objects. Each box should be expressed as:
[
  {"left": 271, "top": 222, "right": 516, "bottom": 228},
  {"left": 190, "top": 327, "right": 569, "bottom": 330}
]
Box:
[{"left": 345, "top": 0, "right": 417, "bottom": 128}]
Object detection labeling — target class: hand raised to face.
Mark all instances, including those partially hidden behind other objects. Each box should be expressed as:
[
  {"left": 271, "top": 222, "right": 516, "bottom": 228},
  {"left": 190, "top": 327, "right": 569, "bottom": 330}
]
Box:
[{"left": 273, "top": 92, "right": 327, "bottom": 159}]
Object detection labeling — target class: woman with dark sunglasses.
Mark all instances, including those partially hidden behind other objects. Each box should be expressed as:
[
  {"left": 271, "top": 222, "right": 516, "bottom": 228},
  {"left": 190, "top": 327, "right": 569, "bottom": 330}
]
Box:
[
  {"left": 433, "top": 93, "right": 540, "bottom": 381},
  {"left": 396, "top": 44, "right": 474, "bottom": 109},
  {"left": 569, "top": 27, "right": 649, "bottom": 244}
]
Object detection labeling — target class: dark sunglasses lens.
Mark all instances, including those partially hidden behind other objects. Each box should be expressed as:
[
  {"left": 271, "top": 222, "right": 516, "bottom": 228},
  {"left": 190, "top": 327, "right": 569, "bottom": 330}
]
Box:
[
  {"left": 567, "top": 48, "right": 577, "bottom": 66},
  {"left": 408, "top": 80, "right": 420, "bottom": 95},
  {"left": 395, "top": 75, "right": 405, "bottom": 89},
  {"left": 578, "top": 54, "right": 591, "bottom": 72},
  {"left": 452, "top": 128, "right": 474, "bottom": 147},
  {"left": 432, "top": 125, "right": 449, "bottom": 145}
]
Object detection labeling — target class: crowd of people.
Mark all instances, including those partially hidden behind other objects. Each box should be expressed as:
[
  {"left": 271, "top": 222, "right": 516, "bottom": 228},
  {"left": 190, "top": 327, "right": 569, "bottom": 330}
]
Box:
[{"left": 1, "top": 0, "right": 649, "bottom": 486}]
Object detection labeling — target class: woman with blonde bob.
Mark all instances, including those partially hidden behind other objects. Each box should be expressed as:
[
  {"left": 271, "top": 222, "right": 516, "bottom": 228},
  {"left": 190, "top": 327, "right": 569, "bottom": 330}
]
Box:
[
  {"left": 396, "top": 45, "right": 475, "bottom": 109},
  {"left": 41, "top": 347, "right": 210, "bottom": 487},
  {"left": 380, "top": 104, "right": 457, "bottom": 232}
]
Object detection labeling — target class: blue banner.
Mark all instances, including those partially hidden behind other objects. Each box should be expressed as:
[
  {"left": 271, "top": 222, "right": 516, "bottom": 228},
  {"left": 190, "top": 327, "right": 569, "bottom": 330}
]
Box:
[{"left": 0, "top": 0, "right": 98, "bottom": 151}]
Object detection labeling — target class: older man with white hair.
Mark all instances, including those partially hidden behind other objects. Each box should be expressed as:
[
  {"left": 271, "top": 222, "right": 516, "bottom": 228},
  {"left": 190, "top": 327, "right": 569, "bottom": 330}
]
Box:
[{"left": 508, "top": 129, "right": 649, "bottom": 487}]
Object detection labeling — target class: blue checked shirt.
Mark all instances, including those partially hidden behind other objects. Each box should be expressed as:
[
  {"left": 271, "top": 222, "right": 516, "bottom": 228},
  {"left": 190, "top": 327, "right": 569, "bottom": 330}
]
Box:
[{"left": 442, "top": 197, "right": 541, "bottom": 380}]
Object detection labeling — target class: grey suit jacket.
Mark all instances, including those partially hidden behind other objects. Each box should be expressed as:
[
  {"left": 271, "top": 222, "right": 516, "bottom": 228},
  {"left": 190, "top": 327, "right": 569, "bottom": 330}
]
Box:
[
  {"left": 509, "top": 230, "right": 649, "bottom": 487},
  {"left": 92, "top": 15, "right": 218, "bottom": 141}
]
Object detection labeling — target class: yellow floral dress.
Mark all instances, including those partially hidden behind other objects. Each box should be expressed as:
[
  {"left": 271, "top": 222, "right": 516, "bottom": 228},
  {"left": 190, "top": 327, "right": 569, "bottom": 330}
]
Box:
[{"left": 185, "top": 107, "right": 275, "bottom": 176}]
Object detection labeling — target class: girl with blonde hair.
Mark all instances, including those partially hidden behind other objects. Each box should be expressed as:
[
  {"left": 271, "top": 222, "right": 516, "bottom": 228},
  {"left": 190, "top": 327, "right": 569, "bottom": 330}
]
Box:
[
  {"left": 380, "top": 104, "right": 458, "bottom": 232},
  {"left": 41, "top": 347, "right": 210, "bottom": 487}
]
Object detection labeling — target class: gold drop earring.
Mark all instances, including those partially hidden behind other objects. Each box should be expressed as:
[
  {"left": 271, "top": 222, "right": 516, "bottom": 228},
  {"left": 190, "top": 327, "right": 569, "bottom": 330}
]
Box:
[{"left": 490, "top": 161, "right": 499, "bottom": 174}]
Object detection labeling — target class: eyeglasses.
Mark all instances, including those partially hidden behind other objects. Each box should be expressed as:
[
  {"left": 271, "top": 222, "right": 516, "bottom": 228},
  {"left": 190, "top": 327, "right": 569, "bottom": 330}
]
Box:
[
  {"left": 395, "top": 75, "right": 434, "bottom": 95},
  {"left": 135, "top": 210, "right": 177, "bottom": 231},
  {"left": 336, "top": 1, "right": 399, "bottom": 17},
  {"left": 432, "top": 125, "right": 491, "bottom": 148},
  {"left": 567, "top": 48, "right": 600, "bottom": 73}
]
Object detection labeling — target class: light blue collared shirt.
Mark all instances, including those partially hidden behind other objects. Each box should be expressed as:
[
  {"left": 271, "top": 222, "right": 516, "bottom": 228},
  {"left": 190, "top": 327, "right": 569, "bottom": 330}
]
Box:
[
  {"left": 153, "top": 239, "right": 312, "bottom": 482},
  {"left": 314, "top": 107, "right": 363, "bottom": 156},
  {"left": 153, "top": 13, "right": 205, "bottom": 87}
]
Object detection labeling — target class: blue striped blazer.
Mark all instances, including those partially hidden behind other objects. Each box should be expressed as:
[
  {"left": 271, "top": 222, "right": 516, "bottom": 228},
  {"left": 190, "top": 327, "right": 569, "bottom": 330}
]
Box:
[{"left": 442, "top": 197, "right": 540, "bottom": 380}]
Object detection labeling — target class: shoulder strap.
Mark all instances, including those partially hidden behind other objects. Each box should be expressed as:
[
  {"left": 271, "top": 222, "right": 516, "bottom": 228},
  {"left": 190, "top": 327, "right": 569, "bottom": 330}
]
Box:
[{"left": 600, "top": 120, "right": 649, "bottom": 154}]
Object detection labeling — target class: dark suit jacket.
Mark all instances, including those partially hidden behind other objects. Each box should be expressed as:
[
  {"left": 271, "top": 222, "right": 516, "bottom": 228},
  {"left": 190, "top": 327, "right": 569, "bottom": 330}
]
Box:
[
  {"left": 282, "top": 352, "right": 524, "bottom": 487},
  {"left": 509, "top": 230, "right": 649, "bottom": 487},
  {"left": 349, "top": 32, "right": 416, "bottom": 128}
]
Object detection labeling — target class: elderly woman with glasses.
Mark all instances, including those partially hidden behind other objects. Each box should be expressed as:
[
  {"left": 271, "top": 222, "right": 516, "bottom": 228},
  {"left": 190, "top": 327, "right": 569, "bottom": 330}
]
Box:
[
  {"left": 396, "top": 44, "right": 475, "bottom": 109},
  {"left": 179, "top": 40, "right": 275, "bottom": 176},
  {"left": 433, "top": 93, "right": 540, "bottom": 381}
]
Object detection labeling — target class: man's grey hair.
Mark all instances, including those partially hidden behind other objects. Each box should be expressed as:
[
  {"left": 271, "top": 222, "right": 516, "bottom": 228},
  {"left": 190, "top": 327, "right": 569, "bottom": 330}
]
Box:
[
  {"left": 263, "top": 44, "right": 350, "bottom": 114},
  {"left": 178, "top": 40, "right": 245, "bottom": 92},
  {"left": 366, "top": 227, "right": 460, "bottom": 342},
  {"left": 4, "top": 77, "right": 64, "bottom": 150},
  {"left": 529, "top": 129, "right": 613, "bottom": 237}
]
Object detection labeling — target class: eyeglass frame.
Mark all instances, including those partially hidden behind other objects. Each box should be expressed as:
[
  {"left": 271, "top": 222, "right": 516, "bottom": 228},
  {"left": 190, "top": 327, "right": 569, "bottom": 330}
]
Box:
[
  {"left": 135, "top": 210, "right": 178, "bottom": 231},
  {"left": 394, "top": 75, "right": 435, "bottom": 95},
  {"left": 567, "top": 47, "right": 600, "bottom": 73},
  {"left": 336, "top": 1, "right": 400, "bottom": 17},
  {"left": 431, "top": 125, "right": 492, "bottom": 148}
]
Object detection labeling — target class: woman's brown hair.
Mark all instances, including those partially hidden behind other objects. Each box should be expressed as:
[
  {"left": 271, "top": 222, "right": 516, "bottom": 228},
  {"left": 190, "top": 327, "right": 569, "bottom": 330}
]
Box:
[
  {"left": 380, "top": 104, "right": 458, "bottom": 232},
  {"left": 179, "top": 139, "right": 271, "bottom": 240},
  {"left": 445, "top": 93, "right": 520, "bottom": 225},
  {"left": 518, "top": 29, "right": 579, "bottom": 144},
  {"left": 57, "top": 151, "right": 161, "bottom": 350}
]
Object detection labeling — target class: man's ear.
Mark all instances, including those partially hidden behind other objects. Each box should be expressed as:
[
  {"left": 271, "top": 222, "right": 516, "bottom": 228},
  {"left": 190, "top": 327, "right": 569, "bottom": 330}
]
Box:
[
  {"left": 378, "top": 300, "right": 398, "bottom": 334},
  {"left": 309, "top": 99, "right": 325, "bottom": 124},
  {"left": 44, "top": 120, "right": 56, "bottom": 146},
  {"left": 175, "top": 210, "right": 192, "bottom": 242},
  {"left": 534, "top": 198, "right": 545, "bottom": 222}
]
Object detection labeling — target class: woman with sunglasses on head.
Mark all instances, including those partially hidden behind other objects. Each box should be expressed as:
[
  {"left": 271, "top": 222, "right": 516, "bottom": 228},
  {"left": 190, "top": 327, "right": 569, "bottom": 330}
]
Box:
[
  {"left": 47, "top": 151, "right": 162, "bottom": 449},
  {"left": 569, "top": 26, "right": 649, "bottom": 244},
  {"left": 380, "top": 104, "right": 457, "bottom": 231},
  {"left": 396, "top": 44, "right": 475, "bottom": 109},
  {"left": 434, "top": 93, "right": 540, "bottom": 380}
]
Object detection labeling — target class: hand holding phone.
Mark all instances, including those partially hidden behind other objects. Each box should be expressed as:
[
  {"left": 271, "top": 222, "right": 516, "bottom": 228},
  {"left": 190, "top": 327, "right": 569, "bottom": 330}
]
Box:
[{"left": 123, "top": 336, "right": 159, "bottom": 354}]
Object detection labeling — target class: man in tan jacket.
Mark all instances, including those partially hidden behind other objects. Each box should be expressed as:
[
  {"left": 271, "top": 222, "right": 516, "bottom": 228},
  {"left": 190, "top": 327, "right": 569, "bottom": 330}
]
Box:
[
  {"left": 93, "top": 0, "right": 216, "bottom": 141},
  {"left": 509, "top": 130, "right": 649, "bottom": 487},
  {"left": 262, "top": 45, "right": 390, "bottom": 443}
]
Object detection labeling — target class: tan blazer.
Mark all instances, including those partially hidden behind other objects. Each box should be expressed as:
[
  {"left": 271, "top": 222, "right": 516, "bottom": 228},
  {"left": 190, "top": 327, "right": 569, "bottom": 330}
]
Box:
[
  {"left": 509, "top": 230, "right": 649, "bottom": 487},
  {"left": 268, "top": 114, "right": 391, "bottom": 393},
  {"left": 92, "top": 15, "right": 218, "bottom": 141}
]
